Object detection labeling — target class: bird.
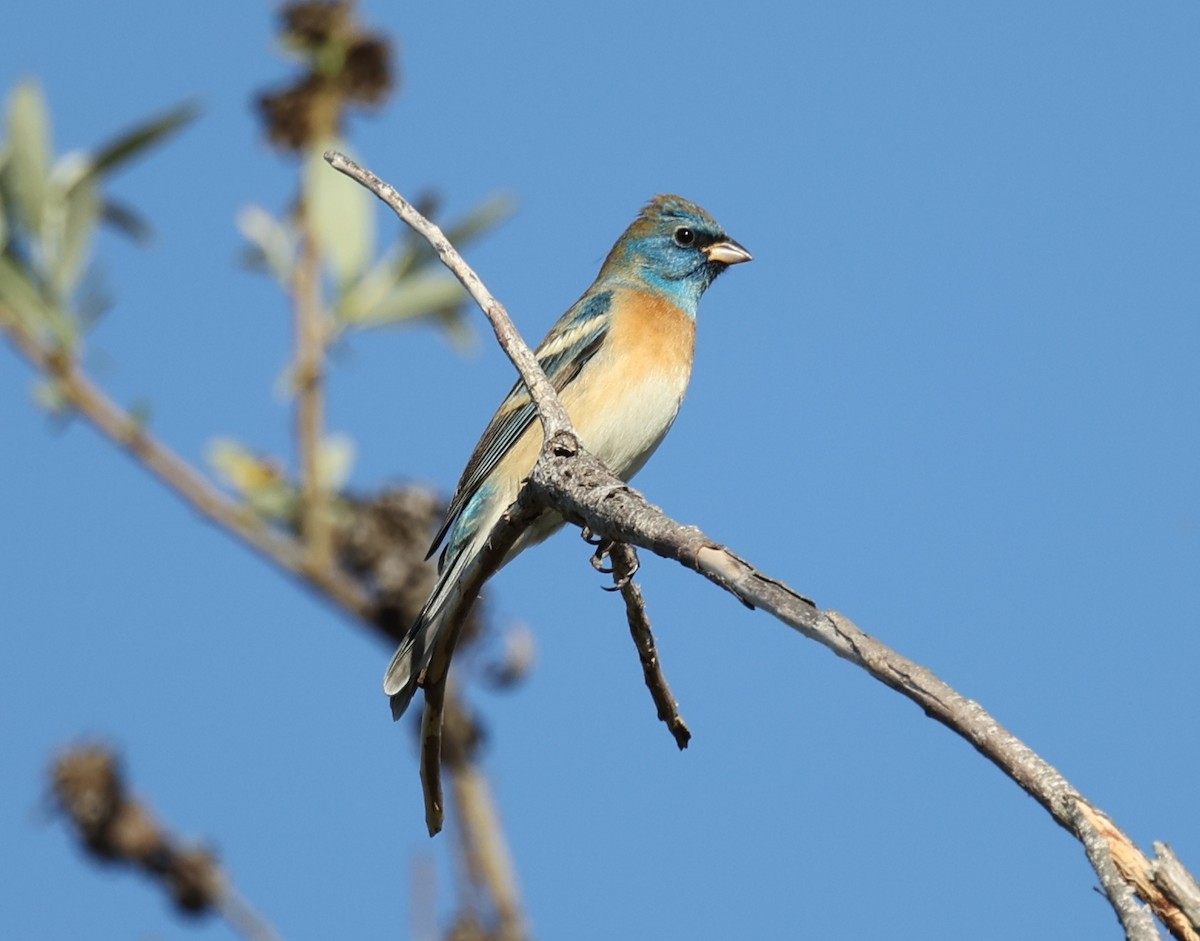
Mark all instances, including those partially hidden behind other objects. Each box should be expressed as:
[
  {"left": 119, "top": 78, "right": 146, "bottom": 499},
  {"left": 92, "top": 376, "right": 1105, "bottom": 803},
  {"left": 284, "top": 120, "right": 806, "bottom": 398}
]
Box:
[{"left": 384, "top": 194, "right": 751, "bottom": 720}]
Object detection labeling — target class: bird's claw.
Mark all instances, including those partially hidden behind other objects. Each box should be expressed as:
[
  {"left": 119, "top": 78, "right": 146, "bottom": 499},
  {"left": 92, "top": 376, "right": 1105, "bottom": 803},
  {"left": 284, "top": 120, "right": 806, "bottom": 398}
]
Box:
[
  {"left": 589, "top": 536, "right": 615, "bottom": 574},
  {"left": 595, "top": 540, "right": 639, "bottom": 591}
]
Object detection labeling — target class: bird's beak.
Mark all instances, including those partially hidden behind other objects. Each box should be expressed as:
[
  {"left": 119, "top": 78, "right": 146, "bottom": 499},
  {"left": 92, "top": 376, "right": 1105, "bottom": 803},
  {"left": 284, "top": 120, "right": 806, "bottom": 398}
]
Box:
[{"left": 703, "top": 238, "right": 753, "bottom": 265}]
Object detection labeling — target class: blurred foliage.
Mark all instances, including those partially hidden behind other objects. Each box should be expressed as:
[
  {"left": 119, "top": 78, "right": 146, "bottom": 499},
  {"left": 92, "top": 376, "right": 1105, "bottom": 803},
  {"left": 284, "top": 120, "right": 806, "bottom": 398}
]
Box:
[
  {"left": 258, "top": 0, "right": 393, "bottom": 152},
  {"left": 247, "top": 0, "right": 514, "bottom": 342},
  {"left": 240, "top": 177, "right": 515, "bottom": 341},
  {"left": 209, "top": 434, "right": 355, "bottom": 523},
  {"left": 0, "top": 0, "right": 513, "bottom": 522},
  {"left": 3, "top": 9, "right": 530, "bottom": 934},
  {"left": 0, "top": 79, "right": 197, "bottom": 352}
]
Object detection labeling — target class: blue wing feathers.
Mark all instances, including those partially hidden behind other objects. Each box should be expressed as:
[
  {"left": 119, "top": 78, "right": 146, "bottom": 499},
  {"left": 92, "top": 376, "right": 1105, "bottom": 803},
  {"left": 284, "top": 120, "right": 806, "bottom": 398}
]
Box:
[{"left": 425, "top": 291, "right": 613, "bottom": 561}]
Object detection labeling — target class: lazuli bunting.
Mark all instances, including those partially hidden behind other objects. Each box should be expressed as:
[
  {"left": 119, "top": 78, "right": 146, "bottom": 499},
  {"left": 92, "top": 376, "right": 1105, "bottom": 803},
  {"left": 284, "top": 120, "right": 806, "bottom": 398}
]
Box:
[{"left": 385, "top": 194, "right": 751, "bottom": 718}]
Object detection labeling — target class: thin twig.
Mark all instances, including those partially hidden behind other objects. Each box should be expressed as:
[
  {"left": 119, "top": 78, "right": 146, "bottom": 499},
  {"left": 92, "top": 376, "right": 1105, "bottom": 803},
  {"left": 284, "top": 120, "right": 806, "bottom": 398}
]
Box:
[
  {"left": 0, "top": 308, "right": 373, "bottom": 622},
  {"left": 217, "top": 889, "right": 288, "bottom": 941},
  {"left": 322, "top": 151, "right": 571, "bottom": 841},
  {"left": 319, "top": 156, "right": 1199, "bottom": 938},
  {"left": 525, "top": 435, "right": 1193, "bottom": 940},
  {"left": 50, "top": 744, "right": 286, "bottom": 941},
  {"left": 443, "top": 685, "right": 528, "bottom": 941},
  {"left": 292, "top": 215, "right": 333, "bottom": 570},
  {"left": 608, "top": 543, "right": 690, "bottom": 750},
  {"left": 323, "top": 150, "right": 572, "bottom": 439}
]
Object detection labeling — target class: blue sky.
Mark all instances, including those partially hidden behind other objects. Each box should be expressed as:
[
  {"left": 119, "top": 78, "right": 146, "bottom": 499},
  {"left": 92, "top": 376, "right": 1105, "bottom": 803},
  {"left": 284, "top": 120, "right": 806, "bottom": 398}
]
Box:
[{"left": 3, "top": 3, "right": 1198, "bottom": 939}]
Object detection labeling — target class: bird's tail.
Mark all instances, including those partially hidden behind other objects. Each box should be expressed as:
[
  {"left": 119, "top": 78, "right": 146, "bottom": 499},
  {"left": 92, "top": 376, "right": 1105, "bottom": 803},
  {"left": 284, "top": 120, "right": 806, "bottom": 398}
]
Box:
[{"left": 383, "top": 548, "right": 471, "bottom": 720}]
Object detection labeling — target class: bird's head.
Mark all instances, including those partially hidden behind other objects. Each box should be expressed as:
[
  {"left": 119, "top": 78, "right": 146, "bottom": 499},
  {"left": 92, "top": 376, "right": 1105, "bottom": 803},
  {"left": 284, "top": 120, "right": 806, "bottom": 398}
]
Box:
[{"left": 601, "top": 194, "right": 752, "bottom": 311}]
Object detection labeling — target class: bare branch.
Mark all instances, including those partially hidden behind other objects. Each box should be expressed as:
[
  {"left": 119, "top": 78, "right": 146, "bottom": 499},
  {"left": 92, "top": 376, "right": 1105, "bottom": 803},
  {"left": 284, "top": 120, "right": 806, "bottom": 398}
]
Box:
[
  {"left": 442, "top": 685, "right": 528, "bottom": 941},
  {"left": 323, "top": 150, "right": 572, "bottom": 440},
  {"left": 318, "top": 157, "right": 1200, "bottom": 937},
  {"left": 50, "top": 744, "right": 284, "bottom": 941},
  {"left": 526, "top": 433, "right": 1198, "bottom": 939},
  {"left": 1074, "top": 803, "right": 1169, "bottom": 941},
  {"left": 0, "top": 308, "right": 374, "bottom": 622},
  {"left": 323, "top": 150, "right": 578, "bottom": 841},
  {"left": 1073, "top": 804, "right": 1199, "bottom": 941},
  {"left": 292, "top": 218, "right": 333, "bottom": 569},
  {"left": 1154, "top": 844, "right": 1200, "bottom": 930},
  {"left": 606, "top": 543, "right": 690, "bottom": 750}
]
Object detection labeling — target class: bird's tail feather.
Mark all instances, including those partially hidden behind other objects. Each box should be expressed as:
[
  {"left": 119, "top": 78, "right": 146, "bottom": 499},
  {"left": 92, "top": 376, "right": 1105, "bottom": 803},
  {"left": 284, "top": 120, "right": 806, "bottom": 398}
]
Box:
[{"left": 383, "top": 549, "right": 470, "bottom": 720}]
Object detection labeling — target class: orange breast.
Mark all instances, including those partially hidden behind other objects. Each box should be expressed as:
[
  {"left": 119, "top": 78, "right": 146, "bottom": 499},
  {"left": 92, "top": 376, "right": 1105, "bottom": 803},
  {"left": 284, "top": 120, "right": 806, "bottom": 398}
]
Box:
[{"left": 558, "top": 287, "right": 697, "bottom": 479}]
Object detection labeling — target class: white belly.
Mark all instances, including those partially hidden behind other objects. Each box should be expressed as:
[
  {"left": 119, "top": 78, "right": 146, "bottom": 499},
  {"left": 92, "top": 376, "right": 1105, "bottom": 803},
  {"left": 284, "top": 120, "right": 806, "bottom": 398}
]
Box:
[{"left": 569, "top": 365, "right": 690, "bottom": 482}]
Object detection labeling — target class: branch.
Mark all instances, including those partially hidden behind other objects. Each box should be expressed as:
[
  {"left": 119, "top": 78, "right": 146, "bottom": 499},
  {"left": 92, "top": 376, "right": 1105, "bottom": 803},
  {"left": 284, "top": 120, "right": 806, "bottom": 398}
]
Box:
[
  {"left": 606, "top": 542, "right": 690, "bottom": 749},
  {"left": 323, "top": 150, "right": 575, "bottom": 839},
  {"left": 320, "top": 155, "right": 1199, "bottom": 938},
  {"left": 51, "top": 744, "right": 284, "bottom": 941},
  {"left": 292, "top": 215, "right": 333, "bottom": 569},
  {"left": 0, "top": 307, "right": 374, "bottom": 623},
  {"left": 527, "top": 433, "right": 1189, "bottom": 941},
  {"left": 442, "top": 684, "right": 529, "bottom": 941},
  {"left": 323, "top": 150, "right": 572, "bottom": 439}
]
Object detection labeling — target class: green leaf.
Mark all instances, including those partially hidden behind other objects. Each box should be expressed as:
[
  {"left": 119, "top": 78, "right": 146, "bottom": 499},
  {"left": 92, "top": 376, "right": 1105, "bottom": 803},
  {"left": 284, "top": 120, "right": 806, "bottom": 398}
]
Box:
[
  {"left": 394, "top": 191, "right": 515, "bottom": 280},
  {"left": 303, "top": 139, "right": 373, "bottom": 287},
  {"left": 91, "top": 101, "right": 199, "bottom": 178},
  {"left": 0, "top": 250, "right": 54, "bottom": 332},
  {"left": 237, "top": 204, "right": 297, "bottom": 282},
  {"left": 343, "top": 273, "right": 466, "bottom": 329},
  {"left": 208, "top": 437, "right": 296, "bottom": 522},
  {"left": 0, "top": 249, "right": 76, "bottom": 350},
  {"left": 5, "top": 80, "right": 53, "bottom": 235},
  {"left": 443, "top": 192, "right": 517, "bottom": 247},
  {"left": 333, "top": 246, "right": 399, "bottom": 324},
  {"left": 45, "top": 150, "right": 100, "bottom": 298},
  {"left": 319, "top": 434, "right": 355, "bottom": 491}
]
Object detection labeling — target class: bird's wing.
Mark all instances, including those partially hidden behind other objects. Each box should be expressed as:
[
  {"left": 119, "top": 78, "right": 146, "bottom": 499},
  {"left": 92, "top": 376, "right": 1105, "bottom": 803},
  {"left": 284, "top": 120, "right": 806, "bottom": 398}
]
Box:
[{"left": 427, "top": 290, "right": 613, "bottom": 559}]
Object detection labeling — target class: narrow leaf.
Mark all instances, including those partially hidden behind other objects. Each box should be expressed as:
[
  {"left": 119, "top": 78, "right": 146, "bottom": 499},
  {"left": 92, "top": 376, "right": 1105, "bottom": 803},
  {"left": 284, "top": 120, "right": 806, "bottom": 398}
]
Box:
[
  {"left": 0, "top": 250, "right": 52, "bottom": 330},
  {"left": 333, "top": 246, "right": 401, "bottom": 323},
  {"left": 346, "top": 273, "right": 466, "bottom": 329},
  {"left": 207, "top": 437, "right": 296, "bottom": 521},
  {"left": 91, "top": 101, "right": 200, "bottom": 177},
  {"left": 5, "top": 81, "right": 52, "bottom": 234},
  {"left": 442, "top": 192, "right": 516, "bottom": 247},
  {"left": 47, "top": 151, "right": 100, "bottom": 297},
  {"left": 0, "top": 250, "right": 75, "bottom": 347},
  {"left": 394, "top": 192, "right": 515, "bottom": 281},
  {"left": 237, "top": 204, "right": 297, "bottom": 282},
  {"left": 303, "top": 139, "right": 373, "bottom": 286},
  {"left": 319, "top": 435, "right": 356, "bottom": 491}
]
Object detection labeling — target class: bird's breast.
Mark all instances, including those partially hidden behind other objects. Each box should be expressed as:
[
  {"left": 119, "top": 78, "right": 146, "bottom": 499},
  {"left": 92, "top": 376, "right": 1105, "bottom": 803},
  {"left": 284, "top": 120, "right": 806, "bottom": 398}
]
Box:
[{"left": 561, "top": 288, "right": 697, "bottom": 480}]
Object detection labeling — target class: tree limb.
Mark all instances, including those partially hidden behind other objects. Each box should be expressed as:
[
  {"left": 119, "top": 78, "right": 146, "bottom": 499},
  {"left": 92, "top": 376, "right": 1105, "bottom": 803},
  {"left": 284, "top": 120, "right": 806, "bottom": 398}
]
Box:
[
  {"left": 323, "top": 149, "right": 572, "bottom": 440},
  {"left": 0, "top": 307, "right": 373, "bottom": 622},
  {"left": 50, "top": 744, "right": 284, "bottom": 941},
  {"left": 292, "top": 215, "right": 333, "bottom": 569},
  {"left": 605, "top": 542, "right": 690, "bottom": 750},
  {"left": 323, "top": 153, "right": 1198, "bottom": 939}
]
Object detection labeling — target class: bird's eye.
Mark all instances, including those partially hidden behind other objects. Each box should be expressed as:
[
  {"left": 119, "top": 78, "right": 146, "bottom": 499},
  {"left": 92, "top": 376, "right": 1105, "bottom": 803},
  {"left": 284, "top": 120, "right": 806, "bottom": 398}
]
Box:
[{"left": 673, "top": 227, "right": 696, "bottom": 247}]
